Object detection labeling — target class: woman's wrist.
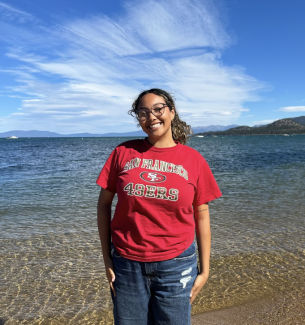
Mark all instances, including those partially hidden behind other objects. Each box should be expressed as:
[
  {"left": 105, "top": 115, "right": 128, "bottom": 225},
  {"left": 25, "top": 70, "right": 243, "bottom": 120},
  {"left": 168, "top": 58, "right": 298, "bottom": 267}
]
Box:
[
  {"left": 103, "top": 254, "right": 113, "bottom": 265},
  {"left": 197, "top": 267, "right": 209, "bottom": 276}
]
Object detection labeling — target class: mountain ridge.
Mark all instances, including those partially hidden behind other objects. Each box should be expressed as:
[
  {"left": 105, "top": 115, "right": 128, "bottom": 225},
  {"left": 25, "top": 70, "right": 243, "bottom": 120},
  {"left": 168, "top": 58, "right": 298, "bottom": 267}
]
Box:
[
  {"left": 0, "top": 124, "right": 238, "bottom": 137},
  {"left": 197, "top": 116, "right": 305, "bottom": 136},
  {"left": 2, "top": 117, "right": 304, "bottom": 137}
]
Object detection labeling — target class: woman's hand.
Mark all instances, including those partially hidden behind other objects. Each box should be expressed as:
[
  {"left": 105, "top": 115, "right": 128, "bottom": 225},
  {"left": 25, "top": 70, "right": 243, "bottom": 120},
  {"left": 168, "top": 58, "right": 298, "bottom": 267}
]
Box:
[
  {"left": 105, "top": 257, "right": 116, "bottom": 296},
  {"left": 190, "top": 272, "right": 209, "bottom": 304}
]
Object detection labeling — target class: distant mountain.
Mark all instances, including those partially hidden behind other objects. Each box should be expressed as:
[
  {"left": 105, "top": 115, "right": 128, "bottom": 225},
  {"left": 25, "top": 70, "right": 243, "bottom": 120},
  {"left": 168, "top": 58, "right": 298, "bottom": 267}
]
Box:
[
  {"left": 2, "top": 117, "right": 304, "bottom": 138},
  {"left": 1, "top": 125, "right": 237, "bottom": 138},
  {"left": 1, "top": 130, "right": 63, "bottom": 137},
  {"left": 198, "top": 117, "right": 305, "bottom": 136},
  {"left": 0, "top": 129, "right": 146, "bottom": 138},
  {"left": 291, "top": 116, "right": 305, "bottom": 125},
  {"left": 192, "top": 124, "right": 239, "bottom": 134}
]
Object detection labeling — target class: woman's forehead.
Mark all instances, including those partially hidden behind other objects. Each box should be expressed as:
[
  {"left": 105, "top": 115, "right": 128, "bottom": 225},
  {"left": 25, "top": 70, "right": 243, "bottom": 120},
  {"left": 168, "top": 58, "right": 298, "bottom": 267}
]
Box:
[{"left": 138, "top": 93, "right": 165, "bottom": 107}]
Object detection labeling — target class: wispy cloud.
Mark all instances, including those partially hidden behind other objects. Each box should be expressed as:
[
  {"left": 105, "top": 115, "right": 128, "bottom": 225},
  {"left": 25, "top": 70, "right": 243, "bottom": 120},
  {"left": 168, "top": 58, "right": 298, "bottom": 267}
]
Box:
[
  {"left": 253, "top": 119, "right": 276, "bottom": 125},
  {"left": 0, "top": 0, "right": 266, "bottom": 133},
  {"left": 279, "top": 106, "right": 305, "bottom": 112},
  {"left": 0, "top": 1, "right": 35, "bottom": 21}
]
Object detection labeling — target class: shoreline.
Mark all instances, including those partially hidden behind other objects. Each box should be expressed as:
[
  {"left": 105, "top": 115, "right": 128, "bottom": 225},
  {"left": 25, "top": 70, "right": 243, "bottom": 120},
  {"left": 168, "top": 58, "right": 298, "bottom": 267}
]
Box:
[
  {"left": 194, "top": 133, "right": 305, "bottom": 136},
  {"left": 191, "top": 289, "right": 305, "bottom": 325}
]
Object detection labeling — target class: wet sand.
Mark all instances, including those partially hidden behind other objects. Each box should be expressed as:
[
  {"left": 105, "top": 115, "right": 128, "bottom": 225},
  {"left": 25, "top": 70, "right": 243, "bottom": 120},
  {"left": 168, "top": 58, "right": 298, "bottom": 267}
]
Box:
[{"left": 191, "top": 289, "right": 305, "bottom": 325}]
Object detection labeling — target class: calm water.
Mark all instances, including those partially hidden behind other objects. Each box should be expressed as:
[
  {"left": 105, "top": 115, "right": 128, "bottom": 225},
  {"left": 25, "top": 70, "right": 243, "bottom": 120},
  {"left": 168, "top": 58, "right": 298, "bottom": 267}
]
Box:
[{"left": 1, "top": 136, "right": 305, "bottom": 324}]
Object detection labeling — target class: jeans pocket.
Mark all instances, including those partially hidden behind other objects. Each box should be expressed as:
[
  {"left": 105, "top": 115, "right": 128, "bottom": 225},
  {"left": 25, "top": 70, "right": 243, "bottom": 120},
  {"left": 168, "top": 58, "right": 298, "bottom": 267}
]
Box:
[
  {"left": 173, "top": 242, "right": 196, "bottom": 260},
  {"left": 111, "top": 243, "right": 122, "bottom": 258}
]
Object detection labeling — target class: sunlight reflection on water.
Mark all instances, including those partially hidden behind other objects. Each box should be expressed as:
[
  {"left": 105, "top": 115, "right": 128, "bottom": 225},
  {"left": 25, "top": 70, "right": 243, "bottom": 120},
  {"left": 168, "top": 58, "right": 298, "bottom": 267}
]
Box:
[{"left": 1, "top": 136, "right": 305, "bottom": 324}]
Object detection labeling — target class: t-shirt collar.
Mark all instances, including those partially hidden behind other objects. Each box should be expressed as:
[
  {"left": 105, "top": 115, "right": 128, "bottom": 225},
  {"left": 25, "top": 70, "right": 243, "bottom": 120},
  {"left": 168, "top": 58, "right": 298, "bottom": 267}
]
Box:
[{"left": 143, "top": 138, "right": 180, "bottom": 152}]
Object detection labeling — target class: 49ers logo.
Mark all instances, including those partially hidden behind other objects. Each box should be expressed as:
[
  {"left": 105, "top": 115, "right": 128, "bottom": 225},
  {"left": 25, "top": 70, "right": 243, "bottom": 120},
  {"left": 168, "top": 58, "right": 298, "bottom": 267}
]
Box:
[{"left": 140, "top": 171, "right": 166, "bottom": 183}]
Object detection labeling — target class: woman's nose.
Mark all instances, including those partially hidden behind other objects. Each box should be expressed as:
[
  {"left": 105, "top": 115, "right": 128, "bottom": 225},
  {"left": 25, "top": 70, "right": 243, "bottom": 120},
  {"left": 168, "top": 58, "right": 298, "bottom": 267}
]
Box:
[{"left": 148, "top": 111, "right": 157, "bottom": 120}]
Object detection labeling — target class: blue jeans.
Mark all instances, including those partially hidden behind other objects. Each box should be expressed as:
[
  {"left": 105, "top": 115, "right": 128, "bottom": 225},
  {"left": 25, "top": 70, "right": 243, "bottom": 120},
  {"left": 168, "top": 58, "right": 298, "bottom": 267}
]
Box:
[{"left": 111, "top": 242, "right": 198, "bottom": 325}]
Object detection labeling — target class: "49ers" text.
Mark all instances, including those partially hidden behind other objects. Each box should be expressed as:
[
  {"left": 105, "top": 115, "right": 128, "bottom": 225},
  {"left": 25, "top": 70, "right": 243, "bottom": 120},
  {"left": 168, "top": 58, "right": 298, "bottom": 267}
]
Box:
[{"left": 123, "top": 182, "right": 179, "bottom": 201}]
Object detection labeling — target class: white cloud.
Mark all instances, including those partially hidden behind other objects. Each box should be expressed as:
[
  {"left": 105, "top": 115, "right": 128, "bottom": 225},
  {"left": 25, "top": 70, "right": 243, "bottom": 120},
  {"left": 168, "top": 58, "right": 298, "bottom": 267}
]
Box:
[
  {"left": 0, "top": 0, "right": 267, "bottom": 133},
  {"left": 279, "top": 106, "right": 305, "bottom": 112},
  {"left": 122, "top": 0, "right": 231, "bottom": 52},
  {"left": 11, "top": 112, "right": 26, "bottom": 116},
  {"left": 253, "top": 119, "right": 276, "bottom": 125}
]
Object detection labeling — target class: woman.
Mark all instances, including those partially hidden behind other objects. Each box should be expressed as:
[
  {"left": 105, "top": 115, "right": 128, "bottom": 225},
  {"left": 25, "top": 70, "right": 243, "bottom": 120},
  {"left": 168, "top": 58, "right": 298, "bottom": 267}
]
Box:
[{"left": 97, "top": 89, "right": 221, "bottom": 324}]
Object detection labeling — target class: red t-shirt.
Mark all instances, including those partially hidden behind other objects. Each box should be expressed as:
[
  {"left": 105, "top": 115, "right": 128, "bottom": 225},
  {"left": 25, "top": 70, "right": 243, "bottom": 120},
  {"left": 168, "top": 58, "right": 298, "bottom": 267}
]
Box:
[{"left": 96, "top": 139, "right": 222, "bottom": 262}]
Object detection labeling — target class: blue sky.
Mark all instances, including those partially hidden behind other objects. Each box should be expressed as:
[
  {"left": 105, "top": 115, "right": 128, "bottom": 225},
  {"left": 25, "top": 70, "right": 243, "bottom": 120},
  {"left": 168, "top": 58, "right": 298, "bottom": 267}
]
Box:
[{"left": 0, "top": 0, "right": 304, "bottom": 134}]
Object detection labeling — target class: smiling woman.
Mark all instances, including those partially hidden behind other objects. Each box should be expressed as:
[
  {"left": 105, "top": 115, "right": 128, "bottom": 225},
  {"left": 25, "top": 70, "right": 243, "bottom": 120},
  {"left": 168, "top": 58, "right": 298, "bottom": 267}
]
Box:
[{"left": 96, "top": 88, "right": 222, "bottom": 325}]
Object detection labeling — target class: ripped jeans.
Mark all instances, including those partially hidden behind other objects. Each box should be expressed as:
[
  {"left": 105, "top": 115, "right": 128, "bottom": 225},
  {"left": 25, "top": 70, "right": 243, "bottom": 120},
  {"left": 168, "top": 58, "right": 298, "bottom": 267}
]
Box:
[{"left": 111, "top": 242, "right": 198, "bottom": 325}]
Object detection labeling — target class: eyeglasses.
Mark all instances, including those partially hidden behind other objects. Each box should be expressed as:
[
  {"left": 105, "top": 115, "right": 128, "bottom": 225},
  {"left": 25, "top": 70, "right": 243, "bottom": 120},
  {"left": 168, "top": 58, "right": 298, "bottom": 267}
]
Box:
[{"left": 134, "top": 103, "right": 169, "bottom": 121}]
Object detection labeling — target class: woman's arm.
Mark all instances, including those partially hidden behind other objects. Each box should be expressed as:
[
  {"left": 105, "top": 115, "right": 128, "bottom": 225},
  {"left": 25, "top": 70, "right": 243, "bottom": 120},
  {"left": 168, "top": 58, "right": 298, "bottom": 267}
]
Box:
[
  {"left": 190, "top": 203, "right": 211, "bottom": 304},
  {"left": 97, "top": 188, "right": 116, "bottom": 295}
]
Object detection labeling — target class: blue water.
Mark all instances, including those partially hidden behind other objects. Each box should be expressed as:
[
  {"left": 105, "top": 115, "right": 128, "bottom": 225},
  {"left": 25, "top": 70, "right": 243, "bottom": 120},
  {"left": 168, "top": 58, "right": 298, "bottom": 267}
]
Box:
[{"left": 1, "top": 135, "right": 305, "bottom": 324}]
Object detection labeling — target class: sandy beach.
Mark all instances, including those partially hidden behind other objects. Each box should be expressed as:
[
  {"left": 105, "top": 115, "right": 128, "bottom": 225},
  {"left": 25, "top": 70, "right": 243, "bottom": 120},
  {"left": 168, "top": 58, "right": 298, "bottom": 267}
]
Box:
[{"left": 191, "top": 289, "right": 305, "bottom": 325}]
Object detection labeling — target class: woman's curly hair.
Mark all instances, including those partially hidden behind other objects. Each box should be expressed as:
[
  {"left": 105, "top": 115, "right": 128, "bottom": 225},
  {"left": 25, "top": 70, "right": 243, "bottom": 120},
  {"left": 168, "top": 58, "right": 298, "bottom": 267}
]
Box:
[{"left": 128, "top": 88, "right": 192, "bottom": 145}]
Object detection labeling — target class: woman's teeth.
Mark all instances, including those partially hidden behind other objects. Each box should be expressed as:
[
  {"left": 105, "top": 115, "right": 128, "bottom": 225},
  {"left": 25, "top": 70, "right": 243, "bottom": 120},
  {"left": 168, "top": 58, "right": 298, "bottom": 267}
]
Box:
[{"left": 150, "top": 123, "right": 161, "bottom": 129}]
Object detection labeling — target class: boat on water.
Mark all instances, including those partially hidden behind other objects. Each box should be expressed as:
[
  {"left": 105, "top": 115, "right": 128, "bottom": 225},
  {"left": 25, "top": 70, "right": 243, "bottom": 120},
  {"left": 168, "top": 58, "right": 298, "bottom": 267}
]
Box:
[
  {"left": 6, "top": 135, "right": 18, "bottom": 139},
  {"left": 196, "top": 135, "right": 204, "bottom": 138}
]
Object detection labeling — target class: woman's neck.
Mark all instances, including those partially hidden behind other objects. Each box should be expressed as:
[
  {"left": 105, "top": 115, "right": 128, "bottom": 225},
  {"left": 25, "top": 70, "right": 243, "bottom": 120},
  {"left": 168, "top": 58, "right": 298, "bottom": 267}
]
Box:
[{"left": 146, "top": 136, "right": 177, "bottom": 148}]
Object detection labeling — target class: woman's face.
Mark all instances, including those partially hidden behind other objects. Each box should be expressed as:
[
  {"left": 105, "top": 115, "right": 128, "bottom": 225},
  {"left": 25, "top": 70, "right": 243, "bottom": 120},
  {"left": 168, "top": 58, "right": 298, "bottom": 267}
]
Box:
[{"left": 137, "top": 93, "right": 175, "bottom": 143}]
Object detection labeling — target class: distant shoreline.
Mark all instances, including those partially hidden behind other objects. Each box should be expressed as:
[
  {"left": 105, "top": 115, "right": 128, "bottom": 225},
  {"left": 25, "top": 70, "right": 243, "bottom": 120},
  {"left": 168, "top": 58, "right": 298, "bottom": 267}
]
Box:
[
  {"left": 2, "top": 133, "right": 305, "bottom": 139},
  {"left": 0, "top": 133, "right": 305, "bottom": 140},
  {"left": 196, "top": 133, "right": 305, "bottom": 136}
]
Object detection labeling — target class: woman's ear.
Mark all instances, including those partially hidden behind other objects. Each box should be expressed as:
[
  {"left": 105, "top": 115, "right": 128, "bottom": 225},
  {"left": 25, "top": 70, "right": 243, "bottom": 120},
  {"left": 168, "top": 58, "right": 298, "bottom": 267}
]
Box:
[{"left": 171, "top": 107, "right": 175, "bottom": 120}]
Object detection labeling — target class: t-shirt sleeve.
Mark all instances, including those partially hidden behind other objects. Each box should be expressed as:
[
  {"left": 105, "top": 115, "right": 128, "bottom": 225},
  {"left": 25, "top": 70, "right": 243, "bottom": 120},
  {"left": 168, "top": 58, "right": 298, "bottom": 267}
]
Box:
[
  {"left": 193, "top": 159, "right": 222, "bottom": 206},
  {"left": 96, "top": 148, "right": 119, "bottom": 193}
]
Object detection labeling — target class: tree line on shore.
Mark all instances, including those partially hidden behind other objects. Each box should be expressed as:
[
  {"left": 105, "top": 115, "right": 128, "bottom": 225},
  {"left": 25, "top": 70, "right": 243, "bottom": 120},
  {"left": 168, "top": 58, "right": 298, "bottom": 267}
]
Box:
[{"left": 195, "top": 116, "right": 305, "bottom": 136}]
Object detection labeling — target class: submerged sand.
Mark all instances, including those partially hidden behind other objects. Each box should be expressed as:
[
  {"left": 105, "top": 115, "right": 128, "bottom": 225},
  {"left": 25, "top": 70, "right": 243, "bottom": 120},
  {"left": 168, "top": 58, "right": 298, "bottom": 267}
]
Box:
[{"left": 191, "top": 289, "right": 305, "bottom": 325}]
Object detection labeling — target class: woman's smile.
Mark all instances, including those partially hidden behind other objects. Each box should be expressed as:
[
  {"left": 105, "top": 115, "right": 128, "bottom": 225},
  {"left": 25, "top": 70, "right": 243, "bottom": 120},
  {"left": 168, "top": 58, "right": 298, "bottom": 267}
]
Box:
[{"left": 148, "top": 122, "right": 162, "bottom": 130}]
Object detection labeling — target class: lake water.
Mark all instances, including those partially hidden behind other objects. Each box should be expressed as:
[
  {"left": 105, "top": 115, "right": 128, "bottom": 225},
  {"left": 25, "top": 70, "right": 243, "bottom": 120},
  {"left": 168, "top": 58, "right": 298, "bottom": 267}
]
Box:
[{"left": 1, "top": 135, "right": 305, "bottom": 324}]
